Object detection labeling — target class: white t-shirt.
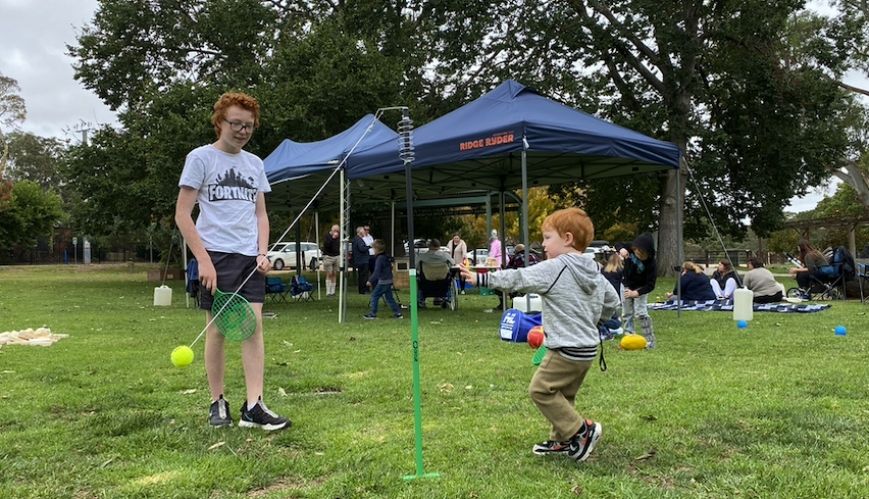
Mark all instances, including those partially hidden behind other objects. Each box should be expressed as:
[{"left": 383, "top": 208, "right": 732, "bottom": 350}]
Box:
[{"left": 178, "top": 144, "right": 271, "bottom": 256}]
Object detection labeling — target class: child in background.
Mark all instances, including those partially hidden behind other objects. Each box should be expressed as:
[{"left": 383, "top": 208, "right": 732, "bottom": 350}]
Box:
[
  {"left": 461, "top": 208, "right": 620, "bottom": 462},
  {"left": 621, "top": 233, "right": 657, "bottom": 348},
  {"left": 363, "top": 240, "right": 403, "bottom": 320},
  {"left": 599, "top": 252, "right": 625, "bottom": 339},
  {"left": 601, "top": 252, "right": 624, "bottom": 301},
  {"left": 710, "top": 260, "right": 739, "bottom": 300}
]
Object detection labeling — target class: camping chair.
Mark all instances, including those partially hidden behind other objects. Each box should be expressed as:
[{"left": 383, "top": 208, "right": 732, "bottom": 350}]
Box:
[
  {"left": 186, "top": 258, "right": 200, "bottom": 308},
  {"left": 417, "top": 261, "right": 459, "bottom": 311},
  {"left": 786, "top": 246, "right": 854, "bottom": 301},
  {"left": 265, "top": 276, "right": 289, "bottom": 303},
  {"left": 290, "top": 275, "right": 315, "bottom": 302},
  {"left": 858, "top": 263, "right": 869, "bottom": 304}
]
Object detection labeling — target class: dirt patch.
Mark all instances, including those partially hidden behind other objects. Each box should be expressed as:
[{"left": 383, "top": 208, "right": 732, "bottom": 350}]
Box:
[{"left": 247, "top": 477, "right": 325, "bottom": 497}]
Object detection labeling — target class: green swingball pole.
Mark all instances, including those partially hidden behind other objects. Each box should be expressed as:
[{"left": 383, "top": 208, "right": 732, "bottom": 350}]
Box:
[{"left": 398, "top": 109, "right": 439, "bottom": 481}]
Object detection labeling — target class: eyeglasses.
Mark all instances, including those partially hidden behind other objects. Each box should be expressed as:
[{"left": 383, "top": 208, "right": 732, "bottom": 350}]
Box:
[{"left": 223, "top": 119, "right": 256, "bottom": 132}]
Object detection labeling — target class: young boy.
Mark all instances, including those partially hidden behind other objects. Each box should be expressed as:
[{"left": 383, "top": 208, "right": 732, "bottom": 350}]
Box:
[
  {"left": 363, "top": 239, "right": 403, "bottom": 319},
  {"left": 461, "top": 208, "right": 619, "bottom": 462},
  {"left": 175, "top": 91, "right": 290, "bottom": 431},
  {"left": 620, "top": 233, "right": 657, "bottom": 348}
]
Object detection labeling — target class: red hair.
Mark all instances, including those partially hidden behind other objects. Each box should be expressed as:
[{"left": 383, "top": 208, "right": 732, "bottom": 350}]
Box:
[
  {"left": 541, "top": 207, "right": 594, "bottom": 251},
  {"left": 211, "top": 92, "right": 260, "bottom": 138}
]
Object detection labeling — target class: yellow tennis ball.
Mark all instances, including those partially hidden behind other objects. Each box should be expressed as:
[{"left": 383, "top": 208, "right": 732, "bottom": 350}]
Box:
[
  {"left": 619, "top": 334, "right": 648, "bottom": 351},
  {"left": 171, "top": 346, "right": 194, "bottom": 367}
]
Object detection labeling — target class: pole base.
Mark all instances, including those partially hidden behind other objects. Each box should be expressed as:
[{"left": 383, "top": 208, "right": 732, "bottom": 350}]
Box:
[{"left": 402, "top": 472, "right": 440, "bottom": 481}]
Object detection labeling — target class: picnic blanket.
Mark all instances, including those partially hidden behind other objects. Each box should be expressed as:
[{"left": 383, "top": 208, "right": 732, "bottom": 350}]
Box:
[
  {"left": 650, "top": 300, "right": 831, "bottom": 313},
  {"left": 0, "top": 327, "right": 68, "bottom": 347}
]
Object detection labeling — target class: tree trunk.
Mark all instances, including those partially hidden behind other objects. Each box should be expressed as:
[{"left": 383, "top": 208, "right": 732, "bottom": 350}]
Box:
[
  {"left": 657, "top": 167, "right": 685, "bottom": 277},
  {"left": 831, "top": 161, "right": 869, "bottom": 207}
]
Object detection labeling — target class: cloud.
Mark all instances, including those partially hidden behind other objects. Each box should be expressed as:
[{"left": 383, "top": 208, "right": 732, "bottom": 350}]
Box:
[{"left": 0, "top": 0, "right": 118, "bottom": 139}]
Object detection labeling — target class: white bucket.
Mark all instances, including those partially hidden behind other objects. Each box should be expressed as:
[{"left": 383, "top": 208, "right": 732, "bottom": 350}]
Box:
[
  {"left": 732, "top": 287, "right": 753, "bottom": 322},
  {"left": 512, "top": 294, "right": 542, "bottom": 313},
  {"left": 153, "top": 285, "right": 173, "bottom": 307}
]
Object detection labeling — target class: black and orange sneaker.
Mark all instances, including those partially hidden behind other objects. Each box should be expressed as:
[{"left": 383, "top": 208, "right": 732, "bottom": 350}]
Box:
[
  {"left": 568, "top": 420, "right": 602, "bottom": 462},
  {"left": 532, "top": 439, "right": 571, "bottom": 456}
]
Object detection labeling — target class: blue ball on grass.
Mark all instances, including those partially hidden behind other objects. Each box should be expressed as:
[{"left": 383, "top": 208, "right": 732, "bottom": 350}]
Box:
[
  {"left": 736, "top": 320, "right": 748, "bottom": 330},
  {"left": 834, "top": 325, "right": 847, "bottom": 336}
]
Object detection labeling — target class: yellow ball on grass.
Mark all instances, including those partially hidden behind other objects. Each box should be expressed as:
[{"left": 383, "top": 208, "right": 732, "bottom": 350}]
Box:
[{"left": 619, "top": 334, "right": 647, "bottom": 351}]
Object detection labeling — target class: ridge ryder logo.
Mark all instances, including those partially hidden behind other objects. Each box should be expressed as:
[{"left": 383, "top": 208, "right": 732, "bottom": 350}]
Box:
[
  {"left": 208, "top": 167, "right": 257, "bottom": 203},
  {"left": 459, "top": 131, "right": 515, "bottom": 152}
]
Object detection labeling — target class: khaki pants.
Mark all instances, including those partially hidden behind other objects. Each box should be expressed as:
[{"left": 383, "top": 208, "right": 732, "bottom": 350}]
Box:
[{"left": 528, "top": 350, "right": 593, "bottom": 442}]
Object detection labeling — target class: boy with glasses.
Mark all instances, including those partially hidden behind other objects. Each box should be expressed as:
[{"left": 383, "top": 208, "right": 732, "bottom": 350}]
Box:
[{"left": 175, "top": 91, "right": 290, "bottom": 431}]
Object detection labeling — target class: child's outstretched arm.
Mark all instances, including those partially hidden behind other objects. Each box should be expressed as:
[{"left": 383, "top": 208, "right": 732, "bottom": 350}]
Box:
[{"left": 485, "top": 259, "right": 559, "bottom": 294}]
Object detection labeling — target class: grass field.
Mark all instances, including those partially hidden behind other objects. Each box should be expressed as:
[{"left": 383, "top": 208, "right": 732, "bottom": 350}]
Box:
[{"left": 0, "top": 264, "right": 867, "bottom": 498}]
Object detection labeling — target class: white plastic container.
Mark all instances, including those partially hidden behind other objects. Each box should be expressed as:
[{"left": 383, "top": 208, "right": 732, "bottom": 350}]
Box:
[
  {"left": 732, "top": 287, "right": 753, "bottom": 322},
  {"left": 512, "top": 294, "right": 542, "bottom": 313},
  {"left": 153, "top": 285, "right": 173, "bottom": 306}
]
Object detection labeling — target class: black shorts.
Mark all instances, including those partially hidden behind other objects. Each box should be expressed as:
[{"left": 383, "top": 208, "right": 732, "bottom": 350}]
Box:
[{"left": 199, "top": 251, "right": 265, "bottom": 310}]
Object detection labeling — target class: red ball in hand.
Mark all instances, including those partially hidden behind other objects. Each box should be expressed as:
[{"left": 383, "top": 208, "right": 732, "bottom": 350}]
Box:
[{"left": 527, "top": 326, "right": 544, "bottom": 349}]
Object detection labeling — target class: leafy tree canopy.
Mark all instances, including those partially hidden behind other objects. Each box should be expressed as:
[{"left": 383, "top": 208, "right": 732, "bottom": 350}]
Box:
[{"left": 0, "top": 180, "right": 64, "bottom": 250}]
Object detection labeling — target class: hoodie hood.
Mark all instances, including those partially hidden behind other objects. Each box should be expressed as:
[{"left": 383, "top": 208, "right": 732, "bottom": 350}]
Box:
[
  {"left": 559, "top": 253, "right": 603, "bottom": 294},
  {"left": 632, "top": 233, "right": 655, "bottom": 257}
]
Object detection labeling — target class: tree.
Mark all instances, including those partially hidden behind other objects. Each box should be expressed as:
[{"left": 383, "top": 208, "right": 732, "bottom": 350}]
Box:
[
  {"left": 1, "top": 73, "right": 27, "bottom": 219},
  {"left": 0, "top": 74, "right": 26, "bottom": 131},
  {"left": 5, "top": 132, "right": 67, "bottom": 190},
  {"left": 67, "top": 1, "right": 866, "bottom": 271},
  {"left": 0, "top": 180, "right": 64, "bottom": 250},
  {"left": 66, "top": 3, "right": 413, "bottom": 241}
]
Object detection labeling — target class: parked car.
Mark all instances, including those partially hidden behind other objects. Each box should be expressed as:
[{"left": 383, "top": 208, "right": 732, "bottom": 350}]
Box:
[
  {"left": 403, "top": 239, "right": 429, "bottom": 256},
  {"left": 267, "top": 242, "right": 321, "bottom": 271}
]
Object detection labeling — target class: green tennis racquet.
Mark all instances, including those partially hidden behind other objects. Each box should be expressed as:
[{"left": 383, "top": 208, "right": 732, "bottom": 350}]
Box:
[
  {"left": 212, "top": 289, "right": 258, "bottom": 341},
  {"left": 532, "top": 346, "right": 547, "bottom": 366}
]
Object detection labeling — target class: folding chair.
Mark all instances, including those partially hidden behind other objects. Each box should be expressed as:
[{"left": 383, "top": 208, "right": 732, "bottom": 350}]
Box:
[
  {"left": 265, "top": 276, "right": 289, "bottom": 303},
  {"left": 858, "top": 263, "right": 869, "bottom": 304},
  {"left": 417, "top": 261, "right": 459, "bottom": 311},
  {"left": 786, "top": 248, "right": 853, "bottom": 301},
  {"left": 290, "top": 275, "right": 315, "bottom": 302}
]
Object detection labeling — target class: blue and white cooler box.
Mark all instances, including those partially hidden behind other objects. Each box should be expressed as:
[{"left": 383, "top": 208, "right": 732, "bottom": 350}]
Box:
[{"left": 499, "top": 308, "right": 542, "bottom": 343}]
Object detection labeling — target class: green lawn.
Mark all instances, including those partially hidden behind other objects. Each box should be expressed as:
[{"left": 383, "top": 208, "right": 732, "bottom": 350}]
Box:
[{"left": 0, "top": 264, "right": 867, "bottom": 498}]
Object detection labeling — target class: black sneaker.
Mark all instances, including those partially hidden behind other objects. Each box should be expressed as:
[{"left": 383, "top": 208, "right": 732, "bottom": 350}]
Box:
[
  {"left": 208, "top": 395, "right": 232, "bottom": 428},
  {"left": 239, "top": 397, "right": 291, "bottom": 431},
  {"left": 568, "top": 420, "right": 602, "bottom": 462},
  {"left": 393, "top": 313, "right": 403, "bottom": 319},
  {"left": 362, "top": 313, "right": 377, "bottom": 320},
  {"left": 532, "top": 439, "right": 571, "bottom": 456}
]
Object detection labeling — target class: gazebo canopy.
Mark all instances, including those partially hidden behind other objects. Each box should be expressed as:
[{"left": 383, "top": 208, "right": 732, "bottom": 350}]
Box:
[
  {"left": 264, "top": 80, "right": 680, "bottom": 208},
  {"left": 345, "top": 80, "right": 680, "bottom": 201}
]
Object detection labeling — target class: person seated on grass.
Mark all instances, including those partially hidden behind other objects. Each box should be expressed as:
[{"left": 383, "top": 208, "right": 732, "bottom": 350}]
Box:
[
  {"left": 743, "top": 257, "right": 783, "bottom": 303},
  {"left": 710, "top": 260, "right": 739, "bottom": 301},
  {"left": 666, "top": 262, "right": 717, "bottom": 302},
  {"left": 460, "top": 207, "right": 620, "bottom": 463},
  {"left": 363, "top": 240, "right": 403, "bottom": 320}
]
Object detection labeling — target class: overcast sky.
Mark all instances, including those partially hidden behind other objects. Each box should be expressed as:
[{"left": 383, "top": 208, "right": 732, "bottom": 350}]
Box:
[{"left": 0, "top": 0, "right": 865, "bottom": 212}]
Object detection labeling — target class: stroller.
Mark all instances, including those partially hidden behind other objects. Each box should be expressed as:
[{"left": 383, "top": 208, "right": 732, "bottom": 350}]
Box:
[{"left": 786, "top": 246, "right": 855, "bottom": 300}]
